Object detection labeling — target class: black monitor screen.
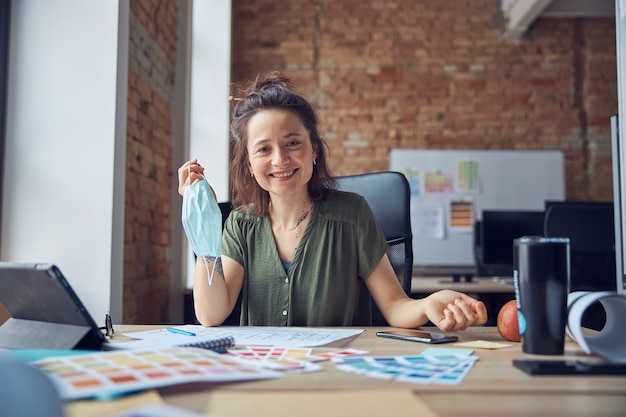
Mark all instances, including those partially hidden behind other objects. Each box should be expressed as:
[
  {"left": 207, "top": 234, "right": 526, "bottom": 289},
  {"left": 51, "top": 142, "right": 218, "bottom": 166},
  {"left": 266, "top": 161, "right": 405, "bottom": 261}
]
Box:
[{"left": 481, "top": 210, "right": 545, "bottom": 266}]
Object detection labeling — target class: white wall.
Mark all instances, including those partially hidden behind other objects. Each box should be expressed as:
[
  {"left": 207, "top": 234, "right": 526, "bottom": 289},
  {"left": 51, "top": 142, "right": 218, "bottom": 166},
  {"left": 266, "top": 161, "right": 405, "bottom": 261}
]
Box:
[
  {"left": 2, "top": 0, "right": 233, "bottom": 324},
  {"left": 2, "top": 1, "right": 126, "bottom": 324}
]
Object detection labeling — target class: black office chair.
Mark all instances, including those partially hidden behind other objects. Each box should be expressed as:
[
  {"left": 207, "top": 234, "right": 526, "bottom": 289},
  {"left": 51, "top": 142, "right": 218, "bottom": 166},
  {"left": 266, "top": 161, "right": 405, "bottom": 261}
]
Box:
[
  {"left": 337, "top": 171, "right": 414, "bottom": 326},
  {"left": 543, "top": 202, "right": 616, "bottom": 330}
]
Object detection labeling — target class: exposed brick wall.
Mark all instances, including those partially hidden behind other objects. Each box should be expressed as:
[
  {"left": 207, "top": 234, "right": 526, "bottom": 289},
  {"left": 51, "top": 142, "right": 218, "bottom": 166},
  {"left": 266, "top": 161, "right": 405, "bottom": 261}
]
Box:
[
  {"left": 124, "top": 0, "right": 177, "bottom": 324},
  {"left": 120, "top": 1, "right": 618, "bottom": 323},
  {"left": 231, "top": 0, "right": 617, "bottom": 201}
]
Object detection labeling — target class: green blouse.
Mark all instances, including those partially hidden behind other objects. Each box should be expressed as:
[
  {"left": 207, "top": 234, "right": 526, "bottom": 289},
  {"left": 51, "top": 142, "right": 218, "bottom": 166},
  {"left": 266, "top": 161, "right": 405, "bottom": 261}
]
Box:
[{"left": 221, "top": 190, "right": 388, "bottom": 326}]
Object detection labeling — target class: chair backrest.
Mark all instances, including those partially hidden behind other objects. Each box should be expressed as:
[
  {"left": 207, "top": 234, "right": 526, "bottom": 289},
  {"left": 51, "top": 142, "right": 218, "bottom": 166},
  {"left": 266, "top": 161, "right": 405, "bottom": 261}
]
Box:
[
  {"left": 544, "top": 202, "right": 616, "bottom": 291},
  {"left": 336, "top": 171, "right": 414, "bottom": 325},
  {"left": 543, "top": 201, "right": 616, "bottom": 331}
]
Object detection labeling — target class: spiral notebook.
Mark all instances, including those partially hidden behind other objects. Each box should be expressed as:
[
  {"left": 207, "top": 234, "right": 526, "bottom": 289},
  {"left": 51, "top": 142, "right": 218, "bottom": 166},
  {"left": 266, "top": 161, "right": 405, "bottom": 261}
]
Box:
[
  {"left": 174, "top": 335, "right": 235, "bottom": 353},
  {"left": 108, "top": 328, "right": 235, "bottom": 353}
]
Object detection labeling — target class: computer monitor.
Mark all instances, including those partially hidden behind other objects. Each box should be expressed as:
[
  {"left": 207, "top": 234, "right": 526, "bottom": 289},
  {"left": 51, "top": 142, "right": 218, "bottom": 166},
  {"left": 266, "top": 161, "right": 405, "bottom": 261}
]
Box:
[
  {"left": 543, "top": 200, "right": 615, "bottom": 294},
  {"left": 478, "top": 210, "right": 545, "bottom": 276}
]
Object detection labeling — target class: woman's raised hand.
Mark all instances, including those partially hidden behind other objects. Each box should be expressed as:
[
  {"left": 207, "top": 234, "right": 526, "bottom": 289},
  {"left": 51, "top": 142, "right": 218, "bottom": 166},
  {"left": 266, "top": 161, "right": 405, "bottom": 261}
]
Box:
[{"left": 177, "top": 159, "right": 205, "bottom": 196}]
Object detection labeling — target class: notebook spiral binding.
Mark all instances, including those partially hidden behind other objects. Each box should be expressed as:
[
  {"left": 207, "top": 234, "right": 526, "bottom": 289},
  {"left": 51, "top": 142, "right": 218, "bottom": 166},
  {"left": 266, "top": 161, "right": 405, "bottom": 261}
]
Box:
[{"left": 178, "top": 335, "right": 235, "bottom": 353}]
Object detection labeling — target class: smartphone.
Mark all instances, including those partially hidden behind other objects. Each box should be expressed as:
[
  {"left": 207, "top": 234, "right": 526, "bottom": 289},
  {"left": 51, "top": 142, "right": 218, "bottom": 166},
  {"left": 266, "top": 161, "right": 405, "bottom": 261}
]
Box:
[{"left": 376, "top": 329, "right": 459, "bottom": 344}]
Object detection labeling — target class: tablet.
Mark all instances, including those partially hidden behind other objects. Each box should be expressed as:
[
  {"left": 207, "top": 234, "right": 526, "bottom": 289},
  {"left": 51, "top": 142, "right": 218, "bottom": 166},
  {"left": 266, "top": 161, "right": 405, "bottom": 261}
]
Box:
[{"left": 0, "top": 262, "right": 107, "bottom": 350}]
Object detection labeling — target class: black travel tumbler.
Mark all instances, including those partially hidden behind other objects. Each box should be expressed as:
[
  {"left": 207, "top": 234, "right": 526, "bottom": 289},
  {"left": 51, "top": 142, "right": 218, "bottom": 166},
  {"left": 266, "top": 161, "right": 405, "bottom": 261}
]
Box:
[{"left": 514, "top": 236, "right": 570, "bottom": 355}]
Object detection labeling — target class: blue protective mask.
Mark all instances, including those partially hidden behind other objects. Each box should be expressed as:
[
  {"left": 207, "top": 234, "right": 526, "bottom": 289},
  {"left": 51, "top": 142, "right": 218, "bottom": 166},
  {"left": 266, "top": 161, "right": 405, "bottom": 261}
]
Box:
[{"left": 181, "top": 177, "right": 223, "bottom": 284}]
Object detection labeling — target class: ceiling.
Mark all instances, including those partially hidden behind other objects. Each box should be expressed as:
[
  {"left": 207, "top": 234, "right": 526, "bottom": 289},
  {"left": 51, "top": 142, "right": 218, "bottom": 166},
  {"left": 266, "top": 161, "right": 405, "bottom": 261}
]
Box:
[{"left": 501, "top": 0, "right": 616, "bottom": 40}]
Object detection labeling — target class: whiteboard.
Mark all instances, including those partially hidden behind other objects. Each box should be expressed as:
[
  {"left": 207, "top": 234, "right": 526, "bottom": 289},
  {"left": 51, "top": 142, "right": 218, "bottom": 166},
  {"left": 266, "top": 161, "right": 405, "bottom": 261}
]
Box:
[{"left": 389, "top": 149, "right": 565, "bottom": 266}]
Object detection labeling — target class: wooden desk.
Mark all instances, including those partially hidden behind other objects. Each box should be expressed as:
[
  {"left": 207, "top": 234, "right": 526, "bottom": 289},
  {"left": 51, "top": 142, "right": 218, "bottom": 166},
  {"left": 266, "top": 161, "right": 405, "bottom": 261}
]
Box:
[{"left": 85, "top": 325, "right": 626, "bottom": 417}]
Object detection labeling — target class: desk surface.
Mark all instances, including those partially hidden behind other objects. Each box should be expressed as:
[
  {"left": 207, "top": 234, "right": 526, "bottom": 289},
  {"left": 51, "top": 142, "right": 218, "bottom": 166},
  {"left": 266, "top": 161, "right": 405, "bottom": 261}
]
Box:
[
  {"left": 85, "top": 325, "right": 626, "bottom": 417},
  {"left": 411, "top": 276, "right": 515, "bottom": 294}
]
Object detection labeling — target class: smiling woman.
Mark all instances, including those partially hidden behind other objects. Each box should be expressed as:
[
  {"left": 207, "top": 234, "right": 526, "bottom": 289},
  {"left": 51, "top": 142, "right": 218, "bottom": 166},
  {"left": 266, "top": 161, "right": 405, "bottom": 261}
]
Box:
[{"left": 176, "top": 72, "right": 488, "bottom": 331}]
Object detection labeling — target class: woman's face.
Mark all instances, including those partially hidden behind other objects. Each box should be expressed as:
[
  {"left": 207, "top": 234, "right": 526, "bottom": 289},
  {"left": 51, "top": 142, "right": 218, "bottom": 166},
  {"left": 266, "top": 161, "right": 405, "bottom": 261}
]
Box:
[{"left": 246, "top": 109, "right": 317, "bottom": 200}]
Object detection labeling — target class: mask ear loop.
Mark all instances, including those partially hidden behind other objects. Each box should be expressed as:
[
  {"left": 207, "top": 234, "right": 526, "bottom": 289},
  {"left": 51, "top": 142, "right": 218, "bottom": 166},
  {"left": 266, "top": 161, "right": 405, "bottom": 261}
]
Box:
[
  {"left": 207, "top": 257, "right": 218, "bottom": 286},
  {"left": 189, "top": 164, "right": 219, "bottom": 287}
]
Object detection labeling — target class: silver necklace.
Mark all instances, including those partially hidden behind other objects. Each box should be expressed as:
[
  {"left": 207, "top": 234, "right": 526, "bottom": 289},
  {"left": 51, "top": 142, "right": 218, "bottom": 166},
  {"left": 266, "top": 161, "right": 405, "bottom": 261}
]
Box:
[{"left": 288, "top": 204, "right": 313, "bottom": 231}]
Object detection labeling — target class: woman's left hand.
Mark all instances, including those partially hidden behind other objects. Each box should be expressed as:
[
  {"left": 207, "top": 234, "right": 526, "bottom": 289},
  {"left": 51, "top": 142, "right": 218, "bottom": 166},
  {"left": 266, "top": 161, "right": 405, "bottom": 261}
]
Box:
[{"left": 424, "top": 290, "right": 488, "bottom": 332}]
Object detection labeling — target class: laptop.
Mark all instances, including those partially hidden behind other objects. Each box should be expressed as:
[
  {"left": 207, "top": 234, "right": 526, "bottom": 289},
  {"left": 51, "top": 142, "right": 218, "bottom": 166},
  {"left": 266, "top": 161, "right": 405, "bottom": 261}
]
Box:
[{"left": 0, "top": 262, "right": 108, "bottom": 350}]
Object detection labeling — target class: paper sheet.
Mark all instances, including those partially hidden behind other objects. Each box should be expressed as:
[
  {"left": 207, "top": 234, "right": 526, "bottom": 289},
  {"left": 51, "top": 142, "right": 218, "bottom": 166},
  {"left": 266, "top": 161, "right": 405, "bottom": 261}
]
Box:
[
  {"left": 566, "top": 291, "right": 626, "bottom": 363},
  {"left": 122, "top": 326, "right": 364, "bottom": 348}
]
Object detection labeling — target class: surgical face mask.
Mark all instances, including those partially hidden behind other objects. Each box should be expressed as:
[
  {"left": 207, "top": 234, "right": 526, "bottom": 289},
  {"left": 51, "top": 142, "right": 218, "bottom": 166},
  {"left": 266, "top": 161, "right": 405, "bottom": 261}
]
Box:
[{"left": 181, "top": 177, "right": 223, "bottom": 284}]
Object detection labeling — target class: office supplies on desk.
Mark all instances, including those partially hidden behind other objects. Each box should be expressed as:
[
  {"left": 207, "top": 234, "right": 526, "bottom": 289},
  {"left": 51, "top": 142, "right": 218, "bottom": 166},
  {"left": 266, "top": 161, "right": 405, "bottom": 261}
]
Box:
[
  {"left": 566, "top": 291, "right": 626, "bottom": 363},
  {"left": 67, "top": 325, "right": 626, "bottom": 417},
  {"left": 454, "top": 340, "right": 513, "bottom": 350},
  {"left": 333, "top": 354, "right": 478, "bottom": 385},
  {"left": 223, "top": 346, "right": 368, "bottom": 372},
  {"left": 376, "top": 329, "right": 458, "bottom": 344},
  {"left": 514, "top": 236, "right": 570, "bottom": 355},
  {"left": 167, "top": 327, "right": 196, "bottom": 336},
  {"left": 0, "top": 262, "right": 108, "bottom": 350},
  {"left": 123, "top": 325, "right": 364, "bottom": 348},
  {"left": 223, "top": 346, "right": 322, "bottom": 372},
  {"left": 113, "top": 327, "right": 235, "bottom": 353},
  {"left": 30, "top": 347, "right": 281, "bottom": 400}
]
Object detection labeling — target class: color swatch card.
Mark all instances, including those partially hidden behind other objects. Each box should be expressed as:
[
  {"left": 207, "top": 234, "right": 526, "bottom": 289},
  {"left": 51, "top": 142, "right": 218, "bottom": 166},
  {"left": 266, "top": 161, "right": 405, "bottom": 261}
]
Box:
[
  {"left": 224, "top": 346, "right": 321, "bottom": 371},
  {"left": 223, "top": 346, "right": 368, "bottom": 372},
  {"left": 31, "top": 347, "right": 281, "bottom": 400},
  {"left": 332, "top": 354, "right": 478, "bottom": 385}
]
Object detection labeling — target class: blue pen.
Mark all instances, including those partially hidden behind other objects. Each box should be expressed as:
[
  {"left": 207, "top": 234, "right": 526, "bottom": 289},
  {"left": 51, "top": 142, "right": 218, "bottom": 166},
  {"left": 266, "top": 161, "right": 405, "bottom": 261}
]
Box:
[{"left": 166, "top": 327, "right": 196, "bottom": 336}]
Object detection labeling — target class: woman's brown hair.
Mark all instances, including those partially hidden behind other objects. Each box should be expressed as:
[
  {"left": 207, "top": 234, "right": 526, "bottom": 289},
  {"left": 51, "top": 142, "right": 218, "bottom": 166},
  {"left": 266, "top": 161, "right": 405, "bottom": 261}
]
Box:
[{"left": 229, "top": 72, "right": 336, "bottom": 216}]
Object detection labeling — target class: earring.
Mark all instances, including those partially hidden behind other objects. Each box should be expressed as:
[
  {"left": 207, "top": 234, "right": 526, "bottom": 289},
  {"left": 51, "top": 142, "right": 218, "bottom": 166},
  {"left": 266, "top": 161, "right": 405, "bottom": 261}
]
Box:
[{"left": 313, "top": 158, "right": 317, "bottom": 166}]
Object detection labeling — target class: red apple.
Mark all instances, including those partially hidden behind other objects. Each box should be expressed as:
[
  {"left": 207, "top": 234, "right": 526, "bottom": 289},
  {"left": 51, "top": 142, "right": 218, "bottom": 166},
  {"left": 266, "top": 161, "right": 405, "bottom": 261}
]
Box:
[{"left": 497, "top": 300, "right": 521, "bottom": 342}]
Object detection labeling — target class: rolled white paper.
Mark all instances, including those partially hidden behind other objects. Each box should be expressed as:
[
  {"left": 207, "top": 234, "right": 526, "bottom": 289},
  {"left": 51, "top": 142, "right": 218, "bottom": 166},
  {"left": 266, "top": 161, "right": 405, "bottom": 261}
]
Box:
[{"left": 566, "top": 291, "right": 626, "bottom": 363}]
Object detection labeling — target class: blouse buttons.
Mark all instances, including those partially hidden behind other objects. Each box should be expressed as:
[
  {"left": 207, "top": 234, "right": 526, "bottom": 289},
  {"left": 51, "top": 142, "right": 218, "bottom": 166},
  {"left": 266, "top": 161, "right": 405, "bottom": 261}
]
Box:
[{"left": 282, "top": 310, "right": 288, "bottom": 316}]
